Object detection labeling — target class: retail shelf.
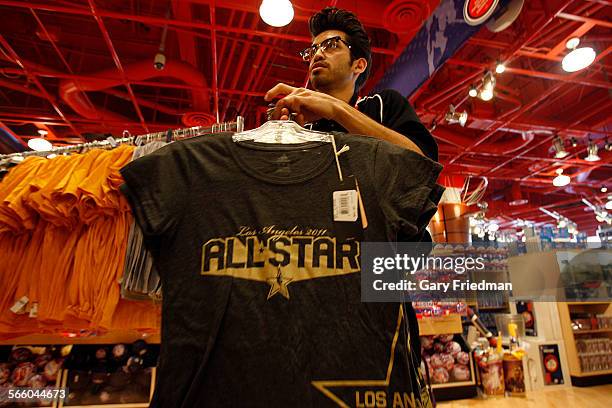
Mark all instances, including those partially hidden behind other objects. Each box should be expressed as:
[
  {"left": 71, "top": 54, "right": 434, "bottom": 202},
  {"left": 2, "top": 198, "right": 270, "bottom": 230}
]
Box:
[
  {"left": 572, "top": 328, "right": 612, "bottom": 335},
  {"left": 572, "top": 369, "right": 612, "bottom": 377},
  {"left": 431, "top": 380, "right": 476, "bottom": 389},
  {"left": 0, "top": 330, "right": 160, "bottom": 345},
  {"left": 477, "top": 305, "right": 508, "bottom": 310}
]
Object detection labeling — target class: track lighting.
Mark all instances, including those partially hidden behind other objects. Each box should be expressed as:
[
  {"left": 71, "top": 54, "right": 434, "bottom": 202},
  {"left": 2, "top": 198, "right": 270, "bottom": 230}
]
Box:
[
  {"left": 479, "top": 72, "right": 496, "bottom": 101},
  {"left": 495, "top": 61, "right": 506, "bottom": 74},
  {"left": 562, "top": 37, "right": 597, "bottom": 73},
  {"left": 468, "top": 86, "right": 478, "bottom": 97},
  {"left": 601, "top": 186, "right": 608, "bottom": 193},
  {"left": 584, "top": 140, "right": 600, "bottom": 162},
  {"left": 552, "top": 135, "right": 569, "bottom": 159},
  {"left": 570, "top": 137, "right": 578, "bottom": 147},
  {"left": 445, "top": 104, "right": 468, "bottom": 127}
]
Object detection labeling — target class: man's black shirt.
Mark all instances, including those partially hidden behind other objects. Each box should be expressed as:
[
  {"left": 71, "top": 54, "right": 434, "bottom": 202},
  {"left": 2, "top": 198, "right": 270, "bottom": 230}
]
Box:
[{"left": 307, "top": 89, "right": 438, "bottom": 161}]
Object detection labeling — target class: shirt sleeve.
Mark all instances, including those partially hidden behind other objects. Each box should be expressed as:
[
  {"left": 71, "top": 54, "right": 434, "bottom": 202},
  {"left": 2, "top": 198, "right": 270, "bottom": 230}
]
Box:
[
  {"left": 374, "top": 139, "right": 444, "bottom": 240},
  {"left": 379, "top": 89, "right": 439, "bottom": 161},
  {"left": 119, "top": 143, "right": 192, "bottom": 236}
]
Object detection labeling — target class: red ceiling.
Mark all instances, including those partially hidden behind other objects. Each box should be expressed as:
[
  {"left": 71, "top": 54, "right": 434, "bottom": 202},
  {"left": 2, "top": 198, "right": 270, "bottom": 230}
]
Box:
[{"left": 0, "top": 0, "right": 610, "bottom": 235}]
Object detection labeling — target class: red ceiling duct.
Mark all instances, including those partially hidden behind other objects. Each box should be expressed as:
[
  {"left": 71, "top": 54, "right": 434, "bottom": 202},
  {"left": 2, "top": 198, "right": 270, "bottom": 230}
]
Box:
[
  {"left": 383, "top": 0, "right": 431, "bottom": 35},
  {"left": 181, "top": 112, "right": 217, "bottom": 127},
  {"left": 59, "top": 59, "right": 210, "bottom": 124}
]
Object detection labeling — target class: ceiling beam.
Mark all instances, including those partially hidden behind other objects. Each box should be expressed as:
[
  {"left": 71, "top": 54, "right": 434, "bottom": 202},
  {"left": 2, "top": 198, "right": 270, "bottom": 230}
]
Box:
[{"left": 87, "top": 0, "right": 148, "bottom": 133}]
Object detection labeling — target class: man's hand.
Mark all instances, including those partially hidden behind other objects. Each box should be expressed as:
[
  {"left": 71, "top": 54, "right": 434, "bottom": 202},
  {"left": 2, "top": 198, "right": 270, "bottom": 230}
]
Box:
[{"left": 264, "top": 83, "right": 346, "bottom": 126}]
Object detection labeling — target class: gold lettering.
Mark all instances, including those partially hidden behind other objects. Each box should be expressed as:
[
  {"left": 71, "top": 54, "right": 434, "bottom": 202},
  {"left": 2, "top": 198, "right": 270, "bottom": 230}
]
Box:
[
  {"left": 376, "top": 391, "right": 387, "bottom": 407},
  {"left": 393, "top": 392, "right": 404, "bottom": 408},
  {"left": 237, "top": 226, "right": 257, "bottom": 236},
  {"left": 403, "top": 392, "right": 416, "bottom": 408},
  {"left": 356, "top": 391, "right": 365, "bottom": 408}
]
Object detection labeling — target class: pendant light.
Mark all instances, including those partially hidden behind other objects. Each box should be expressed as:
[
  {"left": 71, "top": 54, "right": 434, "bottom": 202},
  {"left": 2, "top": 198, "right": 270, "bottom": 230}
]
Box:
[
  {"left": 562, "top": 37, "right": 596, "bottom": 73},
  {"left": 259, "top": 0, "right": 294, "bottom": 27},
  {"left": 28, "top": 129, "right": 53, "bottom": 151},
  {"left": 552, "top": 168, "right": 570, "bottom": 187}
]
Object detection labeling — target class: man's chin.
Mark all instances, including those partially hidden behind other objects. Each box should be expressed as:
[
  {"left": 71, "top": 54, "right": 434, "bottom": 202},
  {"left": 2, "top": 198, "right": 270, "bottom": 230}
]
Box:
[{"left": 310, "top": 75, "right": 331, "bottom": 90}]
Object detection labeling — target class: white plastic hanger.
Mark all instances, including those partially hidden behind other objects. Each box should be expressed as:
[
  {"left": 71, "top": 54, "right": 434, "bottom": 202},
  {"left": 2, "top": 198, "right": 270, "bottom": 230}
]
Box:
[
  {"left": 232, "top": 118, "right": 334, "bottom": 144},
  {"left": 232, "top": 118, "right": 350, "bottom": 181}
]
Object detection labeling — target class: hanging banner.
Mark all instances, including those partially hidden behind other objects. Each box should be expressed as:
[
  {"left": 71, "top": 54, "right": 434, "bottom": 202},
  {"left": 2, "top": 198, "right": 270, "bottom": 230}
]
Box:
[{"left": 373, "top": 0, "right": 507, "bottom": 97}]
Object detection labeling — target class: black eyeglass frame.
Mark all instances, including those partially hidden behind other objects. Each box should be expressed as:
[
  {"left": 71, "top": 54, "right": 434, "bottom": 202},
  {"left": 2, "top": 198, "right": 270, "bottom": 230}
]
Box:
[{"left": 299, "top": 36, "right": 352, "bottom": 62}]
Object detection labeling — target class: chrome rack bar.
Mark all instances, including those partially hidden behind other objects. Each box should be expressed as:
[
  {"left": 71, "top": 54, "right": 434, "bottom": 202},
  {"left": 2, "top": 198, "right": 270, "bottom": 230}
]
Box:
[{"left": 0, "top": 116, "right": 244, "bottom": 163}]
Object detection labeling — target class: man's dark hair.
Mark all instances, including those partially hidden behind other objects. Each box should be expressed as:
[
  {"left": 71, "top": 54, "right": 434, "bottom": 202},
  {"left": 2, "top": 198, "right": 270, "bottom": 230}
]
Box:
[{"left": 308, "top": 7, "right": 372, "bottom": 91}]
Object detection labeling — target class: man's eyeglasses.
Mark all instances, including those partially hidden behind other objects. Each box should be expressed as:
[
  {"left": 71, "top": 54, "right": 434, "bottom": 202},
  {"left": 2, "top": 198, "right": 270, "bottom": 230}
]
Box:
[{"left": 299, "top": 36, "right": 351, "bottom": 62}]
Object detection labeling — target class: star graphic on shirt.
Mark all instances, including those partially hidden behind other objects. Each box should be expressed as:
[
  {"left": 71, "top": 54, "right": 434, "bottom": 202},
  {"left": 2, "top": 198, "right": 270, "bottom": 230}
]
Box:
[
  {"left": 311, "top": 305, "right": 433, "bottom": 408},
  {"left": 266, "top": 266, "right": 293, "bottom": 300}
]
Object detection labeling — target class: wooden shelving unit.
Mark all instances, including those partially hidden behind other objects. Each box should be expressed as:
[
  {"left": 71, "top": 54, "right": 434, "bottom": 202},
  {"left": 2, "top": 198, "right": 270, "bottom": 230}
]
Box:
[
  {"left": 557, "top": 301, "right": 612, "bottom": 386},
  {"left": 0, "top": 330, "right": 160, "bottom": 346}
]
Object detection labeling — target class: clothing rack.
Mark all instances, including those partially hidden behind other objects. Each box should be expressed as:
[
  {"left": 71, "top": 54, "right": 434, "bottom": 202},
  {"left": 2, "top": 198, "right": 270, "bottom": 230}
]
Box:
[{"left": 0, "top": 116, "right": 244, "bottom": 163}]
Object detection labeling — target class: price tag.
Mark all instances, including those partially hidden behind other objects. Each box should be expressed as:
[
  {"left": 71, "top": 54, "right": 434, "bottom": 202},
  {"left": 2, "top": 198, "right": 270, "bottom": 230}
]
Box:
[{"left": 333, "top": 190, "right": 358, "bottom": 222}]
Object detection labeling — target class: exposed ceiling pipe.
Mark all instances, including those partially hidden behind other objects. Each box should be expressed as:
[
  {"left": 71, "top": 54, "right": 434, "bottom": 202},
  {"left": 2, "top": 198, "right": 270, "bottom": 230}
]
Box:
[
  {"left": 433, "top": 127, "right": 534, "bottom": 154},
  {"left": 58, "top": 59, "right": 210, "bottom": 124}
]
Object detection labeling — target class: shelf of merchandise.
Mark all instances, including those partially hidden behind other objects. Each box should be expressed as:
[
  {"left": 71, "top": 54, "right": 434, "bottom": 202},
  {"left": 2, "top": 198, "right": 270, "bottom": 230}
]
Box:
[
  {"left": 573, "top": 329, "right": 612, "bottom": 335},
  {"left": 0, "top": 330, "right": 160, "bottom": 345},
  {"left": 557, "top": 301, "right": 612, "bottom": 386},
  {"left": 429, "top": 353, "right": 478, "bottom": 401}
]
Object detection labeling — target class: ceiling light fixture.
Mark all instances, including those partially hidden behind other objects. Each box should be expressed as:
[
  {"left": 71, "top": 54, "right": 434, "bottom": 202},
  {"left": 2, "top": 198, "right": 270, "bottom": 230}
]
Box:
[
  {"left": 28, "top": 137, "right": 52, "bottom": 151},
  {"left": 570, "top": 137, "right": 578, "bottom": 147},
  {"left": 495, "top": 61, "right": 506, "bottom": 74},
  {"left": 584, "top": 140, "right": 601, "bottom": 162},
  {"left": 552, "top": 135, "right": 569, "bottom": 159},
  {"left": 479, "top": 72, "right": 496, "bottom": 101},
  {"left": 562, "top": 37, "right": 597, "bottom": 73},
  {"left": 259, "top": 0, "right": 294, "bottom": 27},
  {"left": 552, "top": 168, "right": 570, "bottom": 187},
  {"left": 468, "top": 86, "right": 478, "bottom": 97},
  {"left": 602, "top": 186, "right": 608, "bottom": 193},
  {"left": 445, "top": 104, "right": 468, "bottom": 127},
  {"left": 605, "top": 138, "right": 612, "bottom": 151}
]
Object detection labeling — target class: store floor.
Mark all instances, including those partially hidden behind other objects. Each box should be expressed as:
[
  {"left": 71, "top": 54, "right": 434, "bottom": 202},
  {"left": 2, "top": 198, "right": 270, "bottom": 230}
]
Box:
[{"left": 437, "top": 384, "right": 612, "bottom": 408}]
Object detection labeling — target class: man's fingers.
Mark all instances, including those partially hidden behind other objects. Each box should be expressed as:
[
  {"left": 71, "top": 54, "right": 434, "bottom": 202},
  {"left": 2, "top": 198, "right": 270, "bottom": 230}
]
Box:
[{"left": 264, "top": 83, "right": 297, "bottom": 101}]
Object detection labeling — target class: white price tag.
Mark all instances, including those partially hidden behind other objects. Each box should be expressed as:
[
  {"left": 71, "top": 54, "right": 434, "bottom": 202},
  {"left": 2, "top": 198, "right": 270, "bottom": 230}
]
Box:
[
  {"left": 10, "top": 296, "right": 29, "bottom": 314},
  {"left": 333, "top": 190, "right": 358, "bottom": 222}
]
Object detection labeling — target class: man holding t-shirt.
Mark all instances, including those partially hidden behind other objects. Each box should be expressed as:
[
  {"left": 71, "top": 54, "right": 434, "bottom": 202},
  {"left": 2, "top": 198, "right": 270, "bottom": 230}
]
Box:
[{"left": 265, "top": 7, "right": 438, "bottom": 161}]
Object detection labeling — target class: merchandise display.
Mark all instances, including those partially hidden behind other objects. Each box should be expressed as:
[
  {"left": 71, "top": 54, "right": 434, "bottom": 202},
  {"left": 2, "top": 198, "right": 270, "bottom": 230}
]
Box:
[
  {"left": 120, "top": 131, "right": 443, "bottom": 406},
  {"left": 421, "top": 334, "right": 474, "bottom": 385},
  {"left": 0, "top": 345, "right": 67, "bottom": 407},
  {"left": 0, "top": 145, "right": 160, "bottom": 337},
  {"left": 0, "top": 1, "right": 610, "bottom": 407}
]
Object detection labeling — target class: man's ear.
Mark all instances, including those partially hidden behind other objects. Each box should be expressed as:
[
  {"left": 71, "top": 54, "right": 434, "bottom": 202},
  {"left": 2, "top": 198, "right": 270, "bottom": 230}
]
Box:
[{"left": 352, "top": 57, "right": 367, "bottom": 76}]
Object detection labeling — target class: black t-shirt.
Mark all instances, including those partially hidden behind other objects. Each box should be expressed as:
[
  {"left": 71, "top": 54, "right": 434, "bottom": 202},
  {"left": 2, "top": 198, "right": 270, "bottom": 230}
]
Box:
[
  {"left": 307, "top": 89, "right": 438, "bottom": 161},
  {"left": 120, "top": 133, "right": 443, "bottom": 407}
]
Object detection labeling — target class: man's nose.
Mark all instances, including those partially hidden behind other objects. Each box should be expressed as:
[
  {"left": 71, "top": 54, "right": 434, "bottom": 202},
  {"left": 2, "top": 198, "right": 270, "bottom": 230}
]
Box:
[
  {"left": 313, "top": 46, "right": 326, "bottom": 61},
  {"left": 310, "top": 53, "right": 324, "bottom": 68}
]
